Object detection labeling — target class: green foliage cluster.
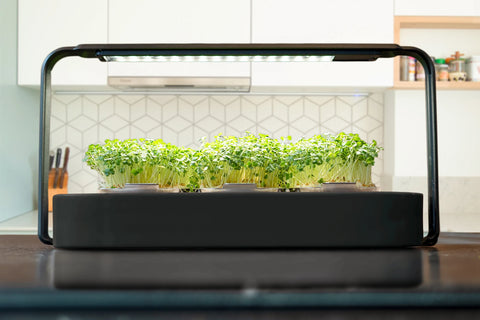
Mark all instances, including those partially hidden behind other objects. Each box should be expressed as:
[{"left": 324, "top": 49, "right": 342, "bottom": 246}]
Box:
[{"left": 84, "top": 133, "right": 381, "bottom": 189}]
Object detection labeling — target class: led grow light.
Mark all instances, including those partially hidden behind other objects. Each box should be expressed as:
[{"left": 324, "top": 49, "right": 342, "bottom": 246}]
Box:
[{"left": 102, "top": 55, "right": 335, "bottom": 63}]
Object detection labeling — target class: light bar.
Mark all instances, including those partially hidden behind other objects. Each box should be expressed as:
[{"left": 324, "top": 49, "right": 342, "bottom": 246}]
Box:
[{"left": 103, "top": 55, "right": 335, "bottom": 63}]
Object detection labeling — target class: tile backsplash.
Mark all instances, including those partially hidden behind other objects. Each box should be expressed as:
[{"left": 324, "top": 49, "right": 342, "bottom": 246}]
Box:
[{"left": 50, "top": 93, "right": 384, "bottom": 193}]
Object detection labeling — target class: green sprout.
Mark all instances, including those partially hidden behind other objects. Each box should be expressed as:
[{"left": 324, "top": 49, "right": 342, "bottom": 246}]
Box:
[{"left": 84, "top": 133, "right": 381, "bottom": 189}]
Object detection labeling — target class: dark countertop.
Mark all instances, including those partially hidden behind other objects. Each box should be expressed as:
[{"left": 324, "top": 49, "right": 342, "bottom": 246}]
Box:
[{"left": 1, "top": 233, "right": 480, "bottom": 317}]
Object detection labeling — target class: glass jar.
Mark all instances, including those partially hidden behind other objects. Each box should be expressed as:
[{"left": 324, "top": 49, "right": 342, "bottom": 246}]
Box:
[
  {"left": 449, "top": 59, "right": 467, "bottom": 81},
  {"left": 435, "top": 59, "right": 449, "bottom": 81}
]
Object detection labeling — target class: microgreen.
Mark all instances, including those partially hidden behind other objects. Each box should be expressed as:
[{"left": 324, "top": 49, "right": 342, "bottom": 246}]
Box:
[{"left": 84, "top": 133, "right": 381, "bottom": 189}]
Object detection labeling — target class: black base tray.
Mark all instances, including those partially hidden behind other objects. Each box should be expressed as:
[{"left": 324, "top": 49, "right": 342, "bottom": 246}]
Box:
[{"left": 53, "top": 192, "right": 423, "bottom": 249}]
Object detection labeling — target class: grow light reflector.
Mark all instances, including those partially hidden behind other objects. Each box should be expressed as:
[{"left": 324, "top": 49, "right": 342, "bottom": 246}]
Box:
[{"left": 102, "top": 55, "right": 335, "bottom": 63}]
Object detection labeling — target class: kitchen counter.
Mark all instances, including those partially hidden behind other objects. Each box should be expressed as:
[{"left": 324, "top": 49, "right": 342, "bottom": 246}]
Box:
[{"left": 1, "top": 233, "right": 480, "bottom": 318}]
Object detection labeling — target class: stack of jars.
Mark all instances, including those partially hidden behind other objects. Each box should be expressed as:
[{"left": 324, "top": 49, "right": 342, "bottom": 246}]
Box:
[{"left": 400, "top": 51, "right": 480, "bottom": 82}]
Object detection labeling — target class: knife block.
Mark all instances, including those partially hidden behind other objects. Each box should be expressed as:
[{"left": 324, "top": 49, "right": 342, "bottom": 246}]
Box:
[{"left": 48, "top": 169, "right": 68, "bottom": 212}]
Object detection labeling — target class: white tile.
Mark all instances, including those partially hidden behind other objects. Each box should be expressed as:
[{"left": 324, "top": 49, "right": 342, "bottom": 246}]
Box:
[
  {"left": 148, "top": 95, "right": 176, "bottom": 105},
  {"left": 337, "top": 96, "right": 365, "bottom": 106},
  {"left": 319, "top": 99, "right": 335, "bottom": 121},
  {"left": 98, "top": 125, "right": 114, "bottom": 143},
  {"left": 210, "top": 95, "right": 240, "bottom": 106},
  {"left": 52, "top": 98, "right": 67, "bottom": 122},
  {"left": 55, "top": 95, "right": 80, "bottom": 105},
  {"left": 178, "top": 100, "right": 194, "bottom": 122},
  {"left": 243, "top": 96, "right": 270, "bottom": 106},
  {"left": 241, "top": 98, "right": 257, "bottom": 122},
  {"left": 69, "top": 115, "right": 96, "bottom": 131},
  {"left": 352, "top": 99, "right": 368, "bottom": 121},
  {"left": 164, "top": 115, "right": 192, "bottom": 132},
  {"left": 272, "top": 125, "right": 289, "bottom": 138},
  {"left": 146, "top": 126, "right": 163, "bottom": 140},
  {"left": 193, "top": 98, "right": 209, "bottom": 122},
  {"left": 193, "top": 127, "right": 209, "bottom": 146},
  {"left": 259, "top": 116, "right": 286, "bottom": 132},
  {"left": 322, "top": 116, "right": 350, "bottom": 134},
  {"left": 291, "top": 116, "right": 318, "bottom": 133},
  {"left": 146, "top": 97, "right": 163, "bottom": 121},
  {"left": 178, "top": 127, "right": 194, "bottom": 147},
  {"left": 180, "top": 95, "right": 208, "bottom": 106},
  {"left": 102, "top": 115, "right": 128, "bottom": 132},
  {"left": 82, "top": 98, "right": 98, "bottom": 121},
  {"left": 273, "top": 103, "right": 288, "bottom": 121},
  {"left": 133, "top": 116, "right": 160, "bottom": 132},
  {"left": 304, "top": 96, "right": 333, "bottom": 107},
  {"left": 335, "top": 99, "right": 352, "bottom": 122},
  {"left": 116, "top": 95, "right": 144, "bottom": 105},
  {"left": 367, "top": 99, "right": 383, "bottom": 122},
  {"left": 50, "top": 117, "right": 64, "bottom": 132},
  {"left": 225, "top": 101, "right": 241, "bottom": 122},
  {"left": 369, "top": 93, "right": 383, "bottom": 105},
  {"left": 368, "top": 126, "right": 384, "bottom": 145},
  {"left": 209, "top": 100, "right": 226, "bottom": 122},
  {"left": 288, "top": 99, "right": 303, "bottom": 122},
  {"left": 130, "top": 126, "right": 145, "bottom": 139},
  {"left": 114, "top": 126, "right": 131, "bottom": 140},
  {"left": 114, "top": 97, "right": 131, "bottom": 121},
  {"left": 162, "top": 126, "right": 178, "bottom": 145},
  {"left": 68, "top": 152, "right": 85, "bottom": 176},
  {"left": 66, "top": 126, "right": 82, "bottom": 149},
  {"left": 274, "top": 96, "right": 301, "bottom": 106},
  {"left": 82, "top": 126, "right": 98, "bottom": 148},
  {"left": 98, "top": 97, "right": 114, "bottom": 121},
  {"left": 196, "top": 116, "right": 223, "bottom": 133},
  {"left": 66, "top": 98, "right": 82, "bottom": 122},
  {"left": 84, "top": 95, "right": 111, "bottom": 105},
  {"left": 351, "top": 125, "right": 368, "bottom": 141},
  {"left": 303, "top": 99, "right": 320, "bottom": 122},
  {"left": 162, "top": 99, "right": 178, "bottom": 122},
  {"left": 228, "top": 115, "right": 255, "bottom": 133},
  {"left": 130, "top": 98, "right": 146, "bottom": 122},
  {"left": 257, "top": 101, "right": 273, "bottom": 122},
  {"left": 355, "top": 116, "right": 382, "bottom": 133}
]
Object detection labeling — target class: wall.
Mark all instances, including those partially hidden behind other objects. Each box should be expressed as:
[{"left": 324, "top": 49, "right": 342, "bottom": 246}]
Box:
[
  {"left": 0, "top": 0, "right": 40, "bottom": 222},
  {"left": 49, "top": 93, "right": 384, "bottom": 193},
  {"left": 384, "top": 90, "right": 480, "bottom": 232}
]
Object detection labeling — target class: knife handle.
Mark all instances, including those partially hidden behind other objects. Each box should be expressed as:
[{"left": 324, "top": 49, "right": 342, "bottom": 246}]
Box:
[
  {"left": 59, "top": 147, "right": 70, "bottom": 188},
  {"left": 53, "top": 148, "right": 62, "bottom": 188}
]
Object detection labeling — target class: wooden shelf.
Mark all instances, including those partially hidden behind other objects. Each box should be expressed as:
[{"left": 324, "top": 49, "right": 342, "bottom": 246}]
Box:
[
  {"left": 393, "top": 16, "right": 480, "bottom": 91},
  {"left": 394, "top": 81, "right": 480, "bottom": 90}
]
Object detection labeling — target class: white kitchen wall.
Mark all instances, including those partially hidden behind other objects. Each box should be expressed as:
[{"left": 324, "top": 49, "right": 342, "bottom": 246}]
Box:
[
  {"left": 0, "top": 0, "right": 39, "bottom": 222},
  {"left": 49, "top": 93, "right": 384, "bottom": 193}
]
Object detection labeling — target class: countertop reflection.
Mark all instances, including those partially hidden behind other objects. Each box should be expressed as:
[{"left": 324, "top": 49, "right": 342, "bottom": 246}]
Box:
[{"left": 1, "top": 233, "right": 480, "bottom": 311}]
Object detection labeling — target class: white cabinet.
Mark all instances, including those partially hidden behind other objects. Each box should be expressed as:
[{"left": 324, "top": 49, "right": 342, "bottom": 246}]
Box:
[
  {"left": 394, "top": 0, "right": 480, "bottom": 16},
  {"left": 108, "top": 0, "right": 251, "bottom": 79},
  {"left": 18, "top": 0, "right": 108, "bottom": 87},
  {"left": 251, "top": 0, "right": 394, "bottom": 88}
]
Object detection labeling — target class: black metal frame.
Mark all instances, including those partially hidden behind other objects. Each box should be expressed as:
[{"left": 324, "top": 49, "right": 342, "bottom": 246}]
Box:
[{"left": 38, "top": 43, "right": 439, "bottom": 246}]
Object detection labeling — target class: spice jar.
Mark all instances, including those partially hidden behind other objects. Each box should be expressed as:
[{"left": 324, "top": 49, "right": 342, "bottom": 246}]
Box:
[
  {"left": 448, "top": 51, "right": 467, "bottom": 81},
  {"left": 435, "top": 59, "right": 449, "bottom": 81},
  {"left": 466, "top": 56, "right": 480, "bottom": 82},
  {"left": 416, "top": 60, "right": 425, "bottom": 81}
]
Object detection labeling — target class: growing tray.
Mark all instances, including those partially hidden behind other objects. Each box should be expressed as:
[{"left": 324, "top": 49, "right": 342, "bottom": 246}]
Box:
[{"left": 53, "top": 191, "right": 423, "bottom": 249}]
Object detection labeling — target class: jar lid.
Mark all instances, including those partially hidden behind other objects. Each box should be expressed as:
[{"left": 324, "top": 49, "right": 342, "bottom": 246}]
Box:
[{"left": 435, "top": 58, "right": 446, "bottom": 64}]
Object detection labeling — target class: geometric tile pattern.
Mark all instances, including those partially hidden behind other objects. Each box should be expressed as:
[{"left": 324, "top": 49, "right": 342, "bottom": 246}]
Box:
[{"left": 50, "top": 93, "right": 384, "bottom": 193}]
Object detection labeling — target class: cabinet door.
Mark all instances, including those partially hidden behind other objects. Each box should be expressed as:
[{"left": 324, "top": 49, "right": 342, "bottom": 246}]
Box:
[
  {"left": 18, "top": 0, "right": 108, "bottom": 87},
  {"left": 251, "top": 0, "right": 394, "bottom": 88},
  {"left": 108, "top": 0, "right": 250, "bottom": 78}
]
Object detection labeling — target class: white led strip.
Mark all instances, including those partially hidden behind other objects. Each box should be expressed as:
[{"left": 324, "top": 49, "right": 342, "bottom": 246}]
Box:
[{"left": 104, "top": 55, "right": 335, "bottom": 62}]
